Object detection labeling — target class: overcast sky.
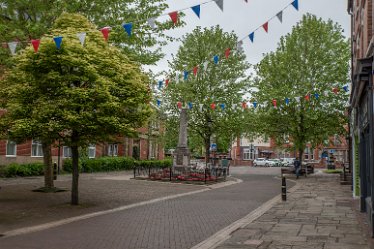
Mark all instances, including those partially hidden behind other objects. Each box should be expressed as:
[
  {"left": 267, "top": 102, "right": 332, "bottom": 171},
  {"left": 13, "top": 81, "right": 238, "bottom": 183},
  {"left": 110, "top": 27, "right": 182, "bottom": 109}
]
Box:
[{"left": 147, "top": 0, "right": 350, "bottom": 75}]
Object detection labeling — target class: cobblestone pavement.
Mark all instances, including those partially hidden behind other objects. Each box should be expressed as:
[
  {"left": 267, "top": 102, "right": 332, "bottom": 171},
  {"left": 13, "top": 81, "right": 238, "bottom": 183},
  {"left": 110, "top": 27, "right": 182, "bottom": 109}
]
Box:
[
  {"left": 217, "top": 174, "right": 371, "bottom": 249},
  {"left": 0, "top": 167, "right": 285, "bottom": 249}
]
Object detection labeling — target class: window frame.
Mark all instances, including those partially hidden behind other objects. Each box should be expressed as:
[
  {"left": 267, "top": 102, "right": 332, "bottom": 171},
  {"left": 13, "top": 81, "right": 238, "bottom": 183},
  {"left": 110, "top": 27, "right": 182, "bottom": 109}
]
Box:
[
  {"left": 31, "top": 139, "right": 43, "bottom": 157},
  {"left": 88, "top": 144, "right": 96, "bottom": 158},
  {"left": 6, "top": 140, "right": 17, "bottom": 157},
  {"left": 63, "top": 146, "right": 72, "bottom": 158},
  {"left": 108, "top": 143, "right": 118, "bottom": 157}
]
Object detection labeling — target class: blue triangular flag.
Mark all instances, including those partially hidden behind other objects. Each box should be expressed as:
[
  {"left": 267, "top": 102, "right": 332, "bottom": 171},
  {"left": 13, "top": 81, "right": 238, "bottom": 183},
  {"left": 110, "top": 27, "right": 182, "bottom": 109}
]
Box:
[
  {"left": 292, "top": 0, "right": 298, "bottom": 11},
  {"left": 249, "top": 32, "right": 254, "bottom": 43},
  {"left": 158, "top": 80, "right": 163, "bottom": 89},
  {"left": 184, "top": 71, "right": 189, "bottom": 80},
  {"left": 220, "top": 103, "right": 225, "bottom": 110},
  {"left": 191, "top": 5, "right": 201, "bottom": 18},
  {"left": 157, "top": 99, "right": 161, "bottom": 106},
  {"left": 53, "top": 36, "right": 63, "bottom": 49},
  {"left": 343, "top": 85, "right": 349, "bottom": 92},
  {"left": 188, "top": 102, "right": 193, "bottom": 109},
  {"left": 314, "top": 93, "right": 320, "bottom": 99},
  {"left": 123, "top": 23, "right": 133, "bottom": 36},
  {"left": 214, "top": 55, "right": 219, "bottom": 64},
  {"left": 285, "top": 98, "right": 290, "bottom": 105},
  {"left": 253, "top": 102, "right": 257, "bottom": 108}
]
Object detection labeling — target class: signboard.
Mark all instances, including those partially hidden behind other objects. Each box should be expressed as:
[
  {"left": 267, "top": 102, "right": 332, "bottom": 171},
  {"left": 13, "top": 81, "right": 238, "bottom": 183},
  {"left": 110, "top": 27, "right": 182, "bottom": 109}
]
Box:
[{"left": 210, "top": 143, "right": 217, "bottom": 151}]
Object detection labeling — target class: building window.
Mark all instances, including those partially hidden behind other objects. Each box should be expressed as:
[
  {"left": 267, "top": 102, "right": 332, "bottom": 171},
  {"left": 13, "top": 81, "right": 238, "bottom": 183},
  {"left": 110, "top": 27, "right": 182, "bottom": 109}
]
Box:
[
  {"left": 31, "top": 139, "right": 43, "bottom": 157},
  {"left": 108, "top": 144, "right": 118, "bottom": 157},
  {"left": 6, "top": 140, "right": 17, "bottom": 156},
  {"left": 63, "top": 146, "right": 72, "bottom": 158},
  {"left": 88, "top": 144, "right": 96, "bottom": 158},
  {"left": 243, "top": 148, "right": 250, "bottom": 160}
]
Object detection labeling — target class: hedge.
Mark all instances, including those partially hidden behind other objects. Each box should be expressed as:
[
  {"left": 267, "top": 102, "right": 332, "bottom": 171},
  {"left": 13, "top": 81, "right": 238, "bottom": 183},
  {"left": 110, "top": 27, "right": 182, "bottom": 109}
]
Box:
[
  {"left": 0, "top": 163, "right": 44, "bottom": 177},
  {"left": 63, "top": 157, "right": 172, "bottom": 173}
]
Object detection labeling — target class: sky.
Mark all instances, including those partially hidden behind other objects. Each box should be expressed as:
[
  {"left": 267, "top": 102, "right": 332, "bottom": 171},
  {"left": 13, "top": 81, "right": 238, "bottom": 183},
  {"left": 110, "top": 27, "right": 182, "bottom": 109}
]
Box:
[{"left": 147, "top": 0, "right": 350, "bottom": 75}]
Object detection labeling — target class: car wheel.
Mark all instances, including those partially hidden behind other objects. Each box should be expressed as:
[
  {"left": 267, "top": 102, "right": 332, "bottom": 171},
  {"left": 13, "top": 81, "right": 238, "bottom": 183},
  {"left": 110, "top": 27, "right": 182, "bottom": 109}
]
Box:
[
  {"left": 253, "top": 163, "right": 257, "bottom": 167},
  {"left": 265, "top": 163, "right": 269, "bottom": 167}
]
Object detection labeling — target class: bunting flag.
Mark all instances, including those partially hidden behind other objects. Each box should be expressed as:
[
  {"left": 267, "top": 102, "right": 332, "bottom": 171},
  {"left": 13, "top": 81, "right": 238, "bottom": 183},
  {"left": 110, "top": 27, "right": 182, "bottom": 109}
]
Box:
[
  {"left": 272, "top": 99, "right": 277, "bottom": 108},
  {"left": 158, "top": 80, "right": 163, "bottom": 89},
  {"left": 323, "top": 91, "right": 329, "bottom": 97},
  {"left": 77, "top": 32, "right": 86, "bottom": 46},
  {"left": 214, "top": 55, "right": 219, "bottom": 64},
  {"left": 314, "top": 93, "right": 320, "bottom": 100},
  {"left": 123, "top": 23, "right": 133, "bottom": 37},
  {"left": 236, "top": 41, "right": 244, "bottom": 52},
  {"left": 249, "top": 32, "right": 254, "bottom": 43},
  {"left": 7, "top": 41, "right": 18, "bottom": 55},
  {"left": 295, "top": 97, "right": 300, "bottom": 103},
  {"left": 343, "top": 85, "right": 349, "bottom": 92},
  {"left": 262, "top": 22, "right": 269, "bottom": 33},
  {"left": 292, "top": 0, "right": 299, "bottom": 11},
  {"left": 214, "top": 0, "right": 224, "bottom": 12},
  {"left": 225, "top": 48, "right": 231, "bottom": 59},
  {"left": 199, "top": 104, "right": 204, "bottom": 112},
  {"left": 188, "top": 102, "right": 193, "bottom": 109},
  {"left": 100, "top": 27, "right": 110, "bottom": 41},
  {"left": 191, "top": 5, "right": 201, "bottom": 18},
  {"left": 177, "top": 102, "right": 182, "bottom": 109},
  {"left": 203, "top": 61, "right": 209, "bottom": 71},
  {"left": 253, "top": 102, "right": 257, "bottom": 108},
  {"left": 165, "top": 79, "right": 169, "bottom": 87},
  {"left": 193, "top": 66, "right": 198, "bottom": 76},
  {"left": 31, "top": 39, "right": 40, "bottom": 53},
  {"left": 147, "top": 18, "right": 156, "bottom": 29},
  {"left": 285, "top": 98, "right": 290, "bottom": 105},
  {"left": 210, "top": 103, "right": 216, "bottom": 110},
  {"left": 157, "top": 99, "right": 161, "bottom": 106},
  {"left": 220, "top": 103, "right": 226, "bottom": 110},
  {"left": 232, "top": 103, "right": 238, "bottom": 110},
  {"left": 175, "top": 72, "right": 180, "bottom": 83},
  {"left": 53, "top": 36, "right": 63, "bottom": 49},
  {"left": 169, "top": 11, "right": 178, "bottom": 24},
  {"left": 184, "top": 70, "right": 189, "bottom": 80},
  {"left": 333, "top": 87, "right": 339, "bottom": 94},
  {"left": 242, "top": 102, "right": 247, "bottom": 109},
  {"left": 304, "top": 94, "right": 310, "bottom": 101},
  {"left": 276, "top": 11, "right": 283, "bottom": 23}
]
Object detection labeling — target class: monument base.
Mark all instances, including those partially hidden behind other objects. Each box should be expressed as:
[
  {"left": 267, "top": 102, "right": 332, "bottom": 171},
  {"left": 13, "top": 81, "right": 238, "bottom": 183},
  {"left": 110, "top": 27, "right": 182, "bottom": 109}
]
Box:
[{"left": 173, "top": 147, "right": 190, "bottom": 168}]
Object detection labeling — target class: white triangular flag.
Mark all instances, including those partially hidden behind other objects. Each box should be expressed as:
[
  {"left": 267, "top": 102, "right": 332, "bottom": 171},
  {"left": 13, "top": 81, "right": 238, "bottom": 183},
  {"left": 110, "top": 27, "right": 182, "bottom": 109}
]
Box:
[
  {"left": 77, "top": 32, "right": 86, "bottom": 46},
  {"left": 199, "top": 104, "right": 204, "bottom": 112},
  {"left": 175, "top": 72, "right": 180, "bottom": 83},
  {"left": 7, "top": 41, "right": 18, "bottom": 55},
  {"left": 276, "top": 11, "right": 283, "bottom": 23},
  {"left": 295, "top": 97, "right": 301, "bottom": 103},
  {"left": 147, "top": 17, "right": 156, "bottom": 29},
  {"left": 236, "top": 41, "right": 244, "bottom": 52},
  {"left": 203, "top": 61, "right": 209, "bottom": 71},
  {"left": 214, "top": 0, "right": 224, "bottom": 11}
]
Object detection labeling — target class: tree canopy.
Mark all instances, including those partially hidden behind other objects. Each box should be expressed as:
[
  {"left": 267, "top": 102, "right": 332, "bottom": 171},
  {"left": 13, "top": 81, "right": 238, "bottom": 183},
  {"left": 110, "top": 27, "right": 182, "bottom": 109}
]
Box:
[
  {"left": 163, "top": 26, "right": 251, "bottom": 160},
  {"left": 0, "top": 13, "right": 151, "bottom": 204},
  {"left": 251, "top": 14, "right": 350, "bottom": 160}
]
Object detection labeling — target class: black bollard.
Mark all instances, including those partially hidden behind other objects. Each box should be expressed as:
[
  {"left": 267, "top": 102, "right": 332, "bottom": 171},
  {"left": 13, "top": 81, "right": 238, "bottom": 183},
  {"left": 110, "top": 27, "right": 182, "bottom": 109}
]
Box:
[
  {"left": 53, "top": 162, "right": 58, "bottom": 180},
  {"left": 281, "top": 176, "right": 287, "bottom": 201}
]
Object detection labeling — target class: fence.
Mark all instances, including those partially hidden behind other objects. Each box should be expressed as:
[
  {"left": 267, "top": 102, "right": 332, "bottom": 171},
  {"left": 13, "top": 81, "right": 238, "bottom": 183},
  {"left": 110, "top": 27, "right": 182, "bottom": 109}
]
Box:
[{"left": 133, "top": 166, "right": 227, "bottom": 184}]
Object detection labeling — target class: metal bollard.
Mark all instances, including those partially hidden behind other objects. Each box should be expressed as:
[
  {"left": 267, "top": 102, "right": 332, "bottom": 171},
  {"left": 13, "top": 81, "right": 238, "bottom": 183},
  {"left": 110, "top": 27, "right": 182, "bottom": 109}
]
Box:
[
  {"left": 53, "top": 162, "right": 58, "bottom": 180},
  {"left": 281, "top": 176, "right": 287, "bottom": 201}
]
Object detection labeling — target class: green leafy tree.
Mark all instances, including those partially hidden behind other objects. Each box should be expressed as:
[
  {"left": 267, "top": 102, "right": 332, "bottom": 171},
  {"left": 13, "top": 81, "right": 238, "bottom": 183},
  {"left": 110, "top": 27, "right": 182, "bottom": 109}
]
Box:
[
  {"left": 0, "top": 0, "right": 180, "bottom": 69},
  {"left": 0, "top": 13, "right": 151, "bottom": 204},
  {"left": 251, "top": 14, "right": 350, "bottom": 164},
  {"left": 164, "top": 26, "right": 251, "bottom": 164}
]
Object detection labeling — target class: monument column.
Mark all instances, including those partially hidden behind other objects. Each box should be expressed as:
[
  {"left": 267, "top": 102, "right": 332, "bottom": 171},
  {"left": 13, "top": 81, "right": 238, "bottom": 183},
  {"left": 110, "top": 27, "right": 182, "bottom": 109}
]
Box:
[{"left": 173, "top": 108, "right": 190, "bottom": 168}]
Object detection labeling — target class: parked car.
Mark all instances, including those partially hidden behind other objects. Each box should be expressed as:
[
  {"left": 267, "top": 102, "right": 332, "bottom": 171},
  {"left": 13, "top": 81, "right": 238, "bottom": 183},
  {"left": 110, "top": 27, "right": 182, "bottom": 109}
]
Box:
[
  {"left": 280, "top": 158, "right": 295, "bottom": 167},
  {"left": 253, "top": 158, "right": 277, "bottom": 167},
  {"left": 268, "top": 159, "right": 282, "bottom": 167}
]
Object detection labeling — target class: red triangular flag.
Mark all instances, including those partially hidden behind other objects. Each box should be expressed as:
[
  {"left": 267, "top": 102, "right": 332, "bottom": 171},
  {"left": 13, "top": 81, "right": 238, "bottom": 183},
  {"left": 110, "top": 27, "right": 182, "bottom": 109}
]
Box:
[
  {"left": 210, "top": 103, "right": 216, "bottom": 110},
  {"left": 31, "top": 39, "right": 40, "bottom": 53},
  {"left": 333, "top": 87, "right": 339, "bottom": 94},
  {"left": 193, "top": 66, "right": 198, "bottom": 76},
  {"left": 225, "top": 48, "right": 231, "bottom": 59},
  {"left": 165, "top": 79, "right": 169, "bottom": 87},
  {"left": 177, "top": 102, "right": 182, "bottom": 109},
  {"left": 101, "top": 27, "right": 110, "bottom": 41},
  {"left": 242, "top": 102, "right": 247, "bottom": 109},
  {"left": 305, "top": 94, "right": 310, "bottom": 101},
  {"left": 169, "top": 11, "right": 178, "bottom": 25},
  {"left": 272, "top": 99, "right": 277, "bottom": 107},
  {"left": 262, "top": 22, "right": 269, "bottom": 33}
]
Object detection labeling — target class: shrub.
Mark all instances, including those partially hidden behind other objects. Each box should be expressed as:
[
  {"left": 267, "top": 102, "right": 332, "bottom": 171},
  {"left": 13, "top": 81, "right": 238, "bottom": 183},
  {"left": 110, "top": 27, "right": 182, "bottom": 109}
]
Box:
[{"left": 1, "top": 163, "right": 44, "bottom": 177}]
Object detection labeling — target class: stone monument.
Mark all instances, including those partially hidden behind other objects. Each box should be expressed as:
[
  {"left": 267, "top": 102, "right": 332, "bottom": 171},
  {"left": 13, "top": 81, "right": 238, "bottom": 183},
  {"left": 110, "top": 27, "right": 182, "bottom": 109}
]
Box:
[{"left": 173, "top": 108, "right": 190, "bottom": 168}]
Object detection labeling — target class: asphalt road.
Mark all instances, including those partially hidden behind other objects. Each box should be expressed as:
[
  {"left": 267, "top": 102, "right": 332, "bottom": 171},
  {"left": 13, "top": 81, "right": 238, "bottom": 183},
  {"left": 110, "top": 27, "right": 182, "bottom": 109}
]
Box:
[{"left": 0, "top": 167, "right": 290, "bottom": 249}]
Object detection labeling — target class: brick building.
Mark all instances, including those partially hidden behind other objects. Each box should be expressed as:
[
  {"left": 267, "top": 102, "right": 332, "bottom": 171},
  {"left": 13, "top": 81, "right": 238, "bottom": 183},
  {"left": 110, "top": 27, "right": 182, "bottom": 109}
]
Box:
[{"left": 348, "top": 0, "right": 374, "bottom": 236}]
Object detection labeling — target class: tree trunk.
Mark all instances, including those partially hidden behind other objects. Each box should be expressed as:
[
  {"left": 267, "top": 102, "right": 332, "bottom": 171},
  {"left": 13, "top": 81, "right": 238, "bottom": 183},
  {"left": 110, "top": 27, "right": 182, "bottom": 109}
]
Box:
[
  {"left": 71, "top": 131, "right": 80, "bottom": 205},
  {"left": 42, "top": 141, "right": 54, "bottom": 188},
  {"left": 298, "top": 148, "right": 304, "bottom": 176}
]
